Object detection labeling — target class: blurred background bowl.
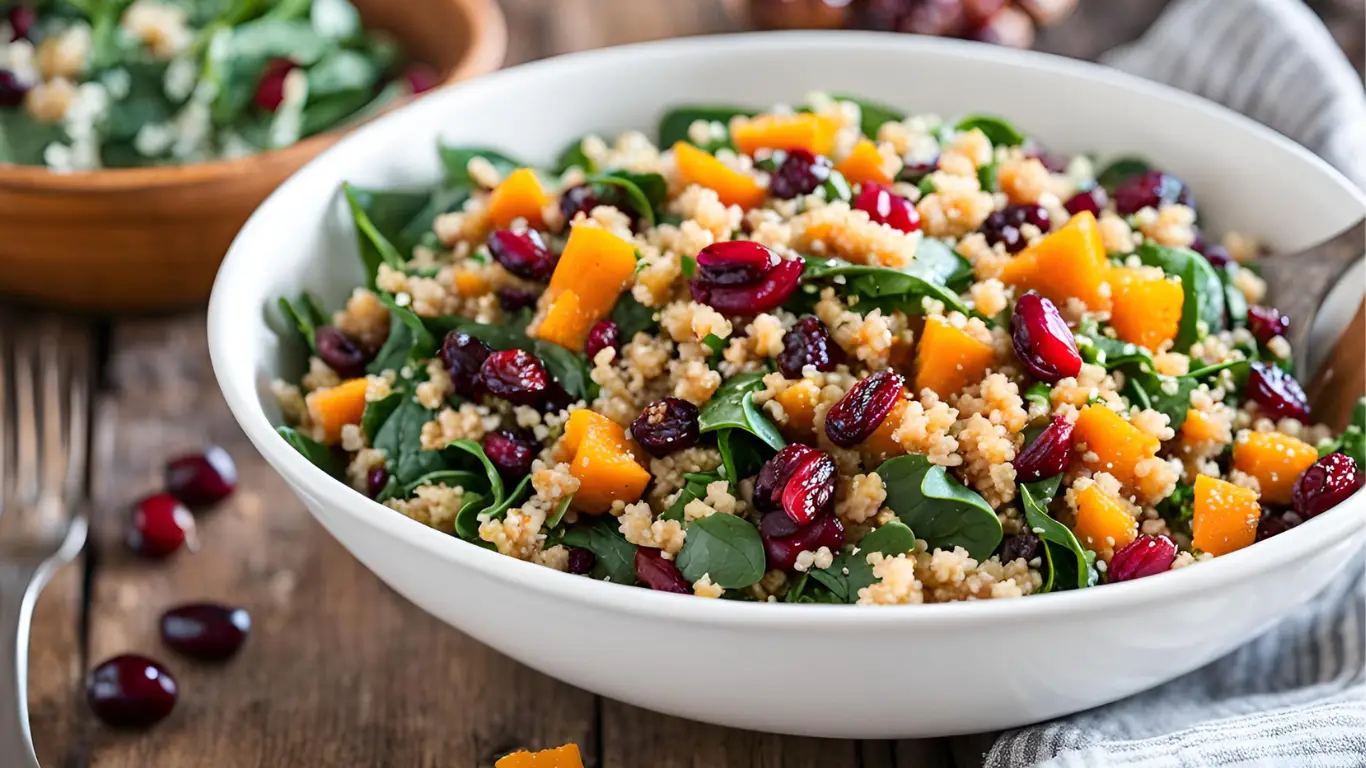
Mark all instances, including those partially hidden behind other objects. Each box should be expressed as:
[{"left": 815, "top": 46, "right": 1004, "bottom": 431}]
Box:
[{"left": 0, "top": 0, "right": 506, "bottom": 312}]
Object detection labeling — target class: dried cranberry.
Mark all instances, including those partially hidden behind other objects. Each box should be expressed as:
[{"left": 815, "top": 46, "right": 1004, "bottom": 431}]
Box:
[
  {"left": 689, "top": 256, "right": 804, "bottom": 316},
  {"left": 365, "top": 466, "right": 389, "bottom": 498},
  {"left": 696, "top": 240, "right": 778, "bottom": 286},
  {"left": 1112, "top": 170, "right": 1193, "bottom": 215},
  {"left": 1063, "top": 186, "right": 1108, "bottom": 218},
  {"left": 754, "top": 444, "right": 820, "bottom": 513},
  {"left": 253, "top": 58, "right": 297, "bottom": 112},
  {"left": 634, "top": 547, "right": 689, "bottom": 593},
  {"left": 762, "top": 514, "right": 845, "bottom": 572},
  {"left": 478, "top": 349, "right": 549, "bottom": 407},
  {"left": 496, "top": 286, "right": 539, "bottom": 313},
  {"left": 1193, "top": 238, "right": 1232, "bottom": 268},
  {"left": 1000, "top": 531, "right": 1041, "bottom": 563},
  {"left": 1246, "top": 305, "right": 1290, "bottom": 345},
  {"left": 1012, "top": 292, "right": 1082, "bottom": 383},
  {"left": 127, "top": 494, "right": 196, "bottom": 559},
  {"left": 558, "top": 184, "right": 601, "bottom": 225},
  {"left": 584, "top": 320, "right": 620, "bottom": 361},
  {"left": 1013, "top": 414, "right": 1074, "bottom": 482},
  {"left": 630, "top": 398, "right": 701, "bottom": 457},
  {"left": 780, "top": 450, "right": 837, "bottom": 525},
  {"left": 160, "top": 603, "right": 251, "bottom": 662},
  {"left": 983, "top": 204, "right": 1052, "bottom": 254},
  {"left": 778, "top": 316, "right": 842, "bottom": 378},
  {"left": 1107, "top": 535, "right": 1178, "bottom": 583},
  {"left": 566, "top": 547, "right": 596, "bottom": 575},
  {"left": 1292, "top": 452, "right": 1364, "bottom": 520},
  {"left": 439, "top": 331, "right": 492, "bottom": 398},
  {"left": 1257, "top": 510, "right": 1300, "bottom": 541},
  {"left": 540, "top": 379, "right": 574, "bottom": 414},
  {"left": 1245, "top": 361, "right": 1310, "bottom": 422},
  {"left": 164, "top": 446, "right": 237, "bottom": 507},
  {"left": 769, "top": 149, "right": 832, "bottom": 199},
  {"left": 482, "top": 429, "right": 538, "bottom": 478},
  {"left": 487, "top": 229, "right": 556, "bottom": 282},
  {"left": 314, "top": 325, "right": 371, "bottom": 378},
  {"left": 900, "top": 157, "right": 937, "bottom": 181},
  {"left": 87, "top": 655, "right": 177, "bottom": 729},
  {"left": 402, "top": 63, "right": 439, "bottom": 94},
  {"left": 853, "top": 182, "right": 920, "bottom": 233},
  {"left": 825, "top": 371, "right": 904, "bottom": 448},
  {"left": 1024, "top": 142, "right": 1070, "bottom": 174},
  {"left": 759, "top": 509, "right": 801, "bottom": 539},
  {"left": 8, "top": 5, "right": 35, "bottom": 41},
  {"left": 0, "top": 70, "right": 27, "bottom": 108}
]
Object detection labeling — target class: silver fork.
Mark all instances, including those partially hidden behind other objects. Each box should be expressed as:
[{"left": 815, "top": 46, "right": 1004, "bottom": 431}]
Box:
[{"left": 0, "top": 317, "right": 92, "bottom": 767}]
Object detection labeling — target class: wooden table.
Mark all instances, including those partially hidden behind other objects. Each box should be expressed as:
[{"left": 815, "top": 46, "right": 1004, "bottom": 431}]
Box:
[{"left": 23, "top": 2, "right": 1363, "bottom": 766}]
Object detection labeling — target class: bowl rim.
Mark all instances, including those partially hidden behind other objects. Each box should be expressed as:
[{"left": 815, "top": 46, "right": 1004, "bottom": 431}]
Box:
[
  {"left": 210, "top": 30, "right": 1366, "bottom": 630},
  {"left": 0, "top": 0, "right": 507, "bottom": 192}
]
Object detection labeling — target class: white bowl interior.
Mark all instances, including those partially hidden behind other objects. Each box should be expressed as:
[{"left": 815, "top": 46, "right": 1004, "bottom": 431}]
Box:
[{"left": 209, "top": 33, "right": 1366, "bottom": 738}]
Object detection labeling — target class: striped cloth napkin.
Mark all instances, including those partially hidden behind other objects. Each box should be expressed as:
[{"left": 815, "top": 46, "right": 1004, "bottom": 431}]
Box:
[{"left": 978, "top": 1, "right": 1366, "bottom": 766}]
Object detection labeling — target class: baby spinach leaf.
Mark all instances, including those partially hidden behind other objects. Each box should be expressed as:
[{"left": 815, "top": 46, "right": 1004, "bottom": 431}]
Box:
[
  {"left": 344, "top": 182, "right": 413, "bottom": 284},
  {"left": 699, "top": 373, "right": 785, "bottom": 451},
  {"left": 1097, "top": 157, "right": 1151, "bottom": 191},
  {"left": 277, "top": 426, "right": 341, "bottom": 477},
  {"left": 306, "top": 49, "right": 378, "bottom": 98},
  {"left": 661, "top": 472, "right": 723, "bottom": 522},
  {"left": 610, "top": 295, "right": 658, "bottom": 341},
  {"left": 372, "top": 396, "right": 445, "bottom": 486},
  {"left": 225, "top": 18, "right": 331, "bottom": 64},
  {"left": 589, "top": 170, "right": 667, "bottom": 228},
  {"left": 830, "top": 93, "right": 905, "bottom": 139},
  {"left": 676, "top": 513, "right": 766, "bottom": 589},
  {"left": 1075, "top": 317, "right": 1154, "bottom": 372},
  {"left": 396, "top": 186, "right": 471, "bottom": 253},
  {"left": 361, "top": 391, "right": 402, "bottom": 442},
  {"left": 1219, "top": 263, "right": 1250, "bottom": 329},
  {"left": 1023, "top": 381, "right": 1051, "bottom": 413},
  {"left": 876, "top": 454, "right": 1001, "bottom": 561},
  {"left": 822, "top": 170, "right": 853, "bottom": 203},
  {"left": 716, "top": 430, "right": 769, "bottom": 485},
  {"left": 438, "top": 146, "right": 527, "bottom": 187},
  {"left": 1137, "top": 242, "right": 1226, "bottom": 351},
  {"left": 801, "top": 256, "right": 969, "bottom": 315},
  {"left": 446, "top": 439, "right": 505, "bottom": 509},
  {"left": 563, "top": 517, "right": 638, "bottom": 585},
  {"left": 808, "top": 519, "right": 916, "bottom": 603},
  {"left": 1019, "top": 476, "right": 1093, "bottom": 592},
  {"left": 457, "top": 475, "right": 532, "bottom": 540},
  {"left": 954, "top": 115, "right": 1025, "bottom": 147},
  {"left": 1130, "top": 360, "right": 1247, "bottom": 431},
  {"left": 977, "top": 161, "right": 998, "bottom": 193},
  {"left": 657, "top": 105, "right": 755, "bottom": 150},
  {"left": 366, "top": 314, "right": 416, "bottom": 374},
  {"left": 376, "top": 294, "right": 438, "bottom": 359},
  {"left": 552, "top": 136, "right": 596, "bottom": 175},
  {"left": 916, "top": 237, "right": 975, "bottom": 289},
  {"left": 277, "top": 293, "right": 328, "bottom": 352},
  {"left": 451, "top": 492, "right": 490, "bottom": 542},
  {"left": 702, "top": 333, "right": 727, "bottom": 357},
  {"left": 546, "top": 494, "right": 575, "bottom": 529}
]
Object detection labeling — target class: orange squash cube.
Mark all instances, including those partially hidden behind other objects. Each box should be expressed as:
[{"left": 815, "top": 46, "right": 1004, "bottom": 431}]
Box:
[
  {"left": 560, "top": 410, "right": 650, "bottom": 515},
  {"left": 531, "top": 225, "right": 638, "bottom": 352},
  {"left": 673, "top": 141, "right": 767, "bottom": 209},
  {"left": 862, "top": 396, "right": 910, "bottom": 465},
  {"left": 1072, "top": 404, "right": 1160, "bottom": 492},
  {"left": 305, "top": 378, "right": 369, "bottom": 444},
  {"left": 913, "top": 317, "right": 995, "bottom": 398},
  {"left": 1231, "top": 431, "right": 1320, "bottom": 505},
  {"left": 1181, "top": 409, "right": 1230, "bottom": 445},
  {"left": 1108, "top": 267, "right": 1184, "bottom": 351},
  {"left": 1072, "top": 482, "right": 1138, "bottom": 558},
  {"left": 731, "top": 112, "right": 841, "bottom": 157},
  {"left": 774, "top": 379, "right": 820, "bottom": 439},
  {"left": 835, "top": 139, "right": 893, "bottom": 185},
  {"left": 998, "top": 210, "right": 1111, "bottom": 311},
  {"left": 495, "top": 744, "right": 584, "bottom": 768},
  {"left": 487, "top": 168, "right": 550, "bottom": 229},
  {"left": 1193, "top": 474, "right": 1261, "bottom": 556}
]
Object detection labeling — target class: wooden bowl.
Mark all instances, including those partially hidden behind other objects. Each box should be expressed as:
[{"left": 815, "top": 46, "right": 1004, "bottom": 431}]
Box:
[{"left": 0, "top": 0, "right": 506, "bottom": 312}]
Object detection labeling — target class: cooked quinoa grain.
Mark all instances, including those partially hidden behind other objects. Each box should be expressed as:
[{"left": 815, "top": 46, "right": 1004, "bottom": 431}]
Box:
[{"left": 273, "top": 93, "right": 1365, "bottom": 605}]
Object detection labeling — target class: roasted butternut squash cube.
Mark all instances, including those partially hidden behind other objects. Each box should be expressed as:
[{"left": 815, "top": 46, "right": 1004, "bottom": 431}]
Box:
[
  {"left": 1072, "top": 404, "right": 1160, "bottom": 492},
  {"left": 673, "top": 141, "right": 767, "bottom": 209},
  {"left": 531, "top": 225, "right": 637, "bottom": 352},
  {"left": 774, "top": 379, "right": 820, "bottom": 439},
  {"left": 487, "top": 168, "right": 550, "bottom": 229},
  {"left": 1193, "top": 474, "right": 1261, "bottom": 556},
  {"left": 835, "top": 139, "right": 893, "bottom": 185},
  {"left": 305, "top": 378, "right": 369, "bottom": 444},
  {"left": 495, "top": 744, "right": 584, "bottom": 768},
  {"left": 731, "top": 112, "right": 841, "bottom": 157},
  {"left": 1108, "top": 267, "right": 1183, "bottom": 351},
  {"left": 1231, "top": 431, "right": 1319, "bottom": 505},
  {"left": 913, "top": 317, "right": 995, "bottom": 399},
  {"left": 999, "top": 210, "right": 1111, "bottom": 311},
  {"left": 1072, "top": 482, "right": 1138, "bottom": 558}
]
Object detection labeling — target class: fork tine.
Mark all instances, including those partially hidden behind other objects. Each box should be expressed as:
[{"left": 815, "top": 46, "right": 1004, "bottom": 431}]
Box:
[
  {"left": 61, "top": 325, "right": 91, "bottom": 502},
  {"left": 39, "top": 322, "right": 66, "bottom": 502},
  {"left": 12, "top": 331, "right": 38, "bottom": 508}
]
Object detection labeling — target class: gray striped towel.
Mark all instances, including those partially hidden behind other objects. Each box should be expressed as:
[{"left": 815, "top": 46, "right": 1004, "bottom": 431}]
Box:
[{"left": 980, "top": 1, "right": 1366, "bottom": 766}]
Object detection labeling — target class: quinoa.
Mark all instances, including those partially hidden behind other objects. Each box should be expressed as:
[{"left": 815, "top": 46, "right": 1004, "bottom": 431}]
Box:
[{"left": 272, "top": 92, "right": 1361, "bottom": 604}]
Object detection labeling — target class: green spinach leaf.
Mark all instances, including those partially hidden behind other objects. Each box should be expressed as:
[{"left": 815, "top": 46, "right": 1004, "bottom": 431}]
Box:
[
  {"left": 277, "top": 425, "right": 341, "bottom": 477},
  {"left": 801, "top": 255, "right": 969, "bottom": 315},
  {"left": 657, "top": 105, "right": 756, "bottom": 150},
  {"left": 699, "top": 373, "right": 785, "bottom": 451},
  {"left": 954, "top": 115, "right": 1025, "bottom": 147},
  {"left": 343, "top": 182, "right": 414, "bottom": 285},
  {"left": 876, "top": 454, "right": 1001, "bottom": 560},
  {"left": 661, "top": 472, "right": 723, "bottom": 522},
  {"left": 361, "top": 391, "right": 402, "bottom": 442},
  {"left": 808, "top": 520, "right": 916, "bottom": 603},
  {"left": 676, "top": 513, "right": 766, "bottom": 589},
  {"left": 610, "top": 295, "right": 658, "bottom": 341},
  {"left": 438, "top": 145, "right": 526, "bottom": 187},
  {"left": 447, "top": 439, "right": 505, "bottom": 508},
  {"left": 277, "top": 293, "right": 328, "bottom": 352},
  {"left": 1136, "top": 243, "right": 1226, "bottom": 351},
  {"left": 562, "top": 517, "right": 638, "bottom": 585},
  {"left": 588, "top": 170, "right": 666, "bottom": 228},
  {"left": 1019, "top": 476, "right": 1093, "bottom": 592},
  {"left": 1318, "top": 397, "right": 1366, "bottom": 467},
  {"left": 1097, "top": 157, "right": 1151, "bottom": 191},
  {"left": 371, "top": 396, "right": 445, "bottom": 486}
]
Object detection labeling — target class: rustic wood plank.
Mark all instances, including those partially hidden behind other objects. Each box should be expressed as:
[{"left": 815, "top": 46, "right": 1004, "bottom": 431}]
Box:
[
  {"left": 81, "top": 316, "right": 596, "bottom": 767},
  {"left": 28, "top": 561, "right": 87, "bottom": 768}
]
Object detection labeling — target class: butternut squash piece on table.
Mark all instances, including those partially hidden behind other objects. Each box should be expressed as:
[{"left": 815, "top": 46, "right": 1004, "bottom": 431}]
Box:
[
  {"left": 305, "top": 378, "right": 368, "bottom": 444},
  {"left": 1072, "top": 482, "right": 1138, "bottom": 558},
  {"left": 999, "top": 210, "right": 1111, "bottom": 311},
  {"left": 495, "top": 744, "right": 584, "bottom": 768},
  {"left": 560, "top": 410, "right": 649, "bottom": 514},
  {"left": 1193, "top": 474, "right": 1261, "bottom": 556},
  {"left": 862, "top": 396, "right": 910, "bottom": 465},
  {"left": 531, "top": 224, "right": 637, "bottom": 352},
  {"left": 487, "top": 168, "right": 550, "bottom": 228},
  {"left": 672, "top": 141, "right": 767, "bottom": 209},
  {"left": 1231, "top": 431, "right": 1319, "bottom": 505},
  {"left": 1072, "top": 404, "right": 1160, "bottom": 492},
  {"left": 913, "top": 317, "right": 995, "bottom": 398},
  {"left": 836, "top": 139, "right": 893, "bottom": 185},
  {"left": 1108, "top": 267, "right": 1183, "bottom": 351},
  {"left": 731, "top": 112, "right": 840, "bottom": 157}
]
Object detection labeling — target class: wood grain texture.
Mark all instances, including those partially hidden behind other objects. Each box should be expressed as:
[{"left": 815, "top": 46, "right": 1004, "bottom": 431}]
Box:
[{"left": 0, "top": 0, "right": 505, "bottom": 312}]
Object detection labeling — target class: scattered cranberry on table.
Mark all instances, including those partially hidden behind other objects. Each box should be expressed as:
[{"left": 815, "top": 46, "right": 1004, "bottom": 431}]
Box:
[
  {"left": 160, "top": 603, "right": 252, "bottom": 662},
  {"left": 742, "top": 0, "right": 1078, "bottom": 48},
  {"left": 86, "top": 655, "right": 178, "bottom": 729},
  {"left": 127, "top": 493, "right": 198, "bottom": 559},
  {"left": 165, "top": 445, "right": 238, "bottom": 507}
]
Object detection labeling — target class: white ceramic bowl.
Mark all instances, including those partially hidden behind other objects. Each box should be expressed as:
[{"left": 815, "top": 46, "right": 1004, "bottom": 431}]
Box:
[{"left": 209, "top": 32, "right": 1366, "bottom": 738}]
